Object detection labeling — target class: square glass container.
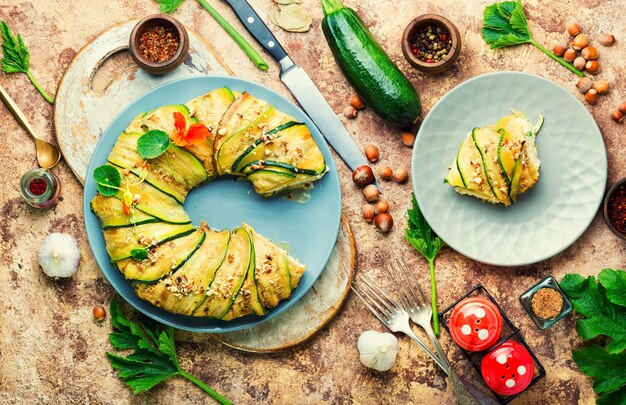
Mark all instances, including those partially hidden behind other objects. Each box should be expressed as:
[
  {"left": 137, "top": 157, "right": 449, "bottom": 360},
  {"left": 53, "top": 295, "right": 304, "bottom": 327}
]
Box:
[{"left": 519, "top": 276, "right": 572, "bottom": 330}]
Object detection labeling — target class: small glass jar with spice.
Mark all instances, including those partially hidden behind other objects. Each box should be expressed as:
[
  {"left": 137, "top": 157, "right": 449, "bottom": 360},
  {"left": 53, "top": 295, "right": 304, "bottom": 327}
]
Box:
[
  {"left": 20, "top": 168, "right": 62, "bottom": 209},
  {"left": 519, "top": 275, "right": 572, "bottom": 330}
]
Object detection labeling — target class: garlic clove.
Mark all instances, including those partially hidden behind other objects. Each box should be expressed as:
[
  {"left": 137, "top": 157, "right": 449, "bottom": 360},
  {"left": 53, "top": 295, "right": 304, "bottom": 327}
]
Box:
[
  {"left": 37, "top": 232, "right": 81, "bottom": 278},
  {"left": 357, "top": 330, "right": 399, "bottom": 372}
]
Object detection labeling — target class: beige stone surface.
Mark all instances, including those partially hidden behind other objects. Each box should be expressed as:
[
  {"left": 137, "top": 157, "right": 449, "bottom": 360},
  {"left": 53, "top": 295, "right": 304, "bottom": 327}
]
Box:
[{"left": 1, "top": 0, "right": 624, "bottom": 403}]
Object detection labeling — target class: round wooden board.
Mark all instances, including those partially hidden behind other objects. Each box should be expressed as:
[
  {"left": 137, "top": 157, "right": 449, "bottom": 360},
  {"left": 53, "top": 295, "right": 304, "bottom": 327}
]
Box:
[
  {"left": 54, "top": 19, "right": 231, "bottom": 184},
  {"left": 178, "top": 216, "right": 356, "bottom": 352}
]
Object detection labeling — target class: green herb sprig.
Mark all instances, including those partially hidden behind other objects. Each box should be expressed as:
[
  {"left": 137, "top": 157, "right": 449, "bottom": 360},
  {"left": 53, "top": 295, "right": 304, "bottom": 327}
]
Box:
[
  {"left": 481, "top": 0, "right": 585, "bottom": 77},
  {"left": 107, "top": 300, "right": 233, "bottom": 404},
  {"left": 405, "top": 194, "right": 445, "bottom": 336},
  {"left": 561, "top": 269, "right": 626, "bottom": 404},
  {"left": 1, "top": 21, "right": 54, "bottom": 104},
  {"left": 154, "top": 0, "right": 269, "bottom": 70}
]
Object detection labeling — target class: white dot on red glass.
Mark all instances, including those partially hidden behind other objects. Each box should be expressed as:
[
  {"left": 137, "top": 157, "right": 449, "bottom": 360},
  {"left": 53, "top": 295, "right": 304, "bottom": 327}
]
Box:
[
  {"left": 474, "top": 308, "right": 486, "bottom": 318},
  {"left": 517, "top": 365, "right": 527, "bottom": 375},
  {"left": 496, "top": 354, "right": 507, "bottom": 364},
  {"left": 478, "top": 329, "right": 489, "bottom": 340},
  {"left": 461, "top": 324, "right": 471, "bottom": 335},
  {"left": 505, "top": 379, "right": 516, "bottom": 388}
]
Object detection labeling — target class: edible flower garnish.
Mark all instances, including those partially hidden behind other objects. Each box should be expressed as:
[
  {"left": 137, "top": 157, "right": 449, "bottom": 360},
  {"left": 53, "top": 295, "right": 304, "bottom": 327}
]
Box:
[{"left": 172, "top": 111, "right": 210, "bottom": 146}]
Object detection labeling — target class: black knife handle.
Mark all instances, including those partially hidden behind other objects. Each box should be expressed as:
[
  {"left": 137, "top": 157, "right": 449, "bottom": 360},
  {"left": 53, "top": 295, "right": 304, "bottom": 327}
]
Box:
[{"left": 223, "top": 0, "right": 288, "bottom": 62}]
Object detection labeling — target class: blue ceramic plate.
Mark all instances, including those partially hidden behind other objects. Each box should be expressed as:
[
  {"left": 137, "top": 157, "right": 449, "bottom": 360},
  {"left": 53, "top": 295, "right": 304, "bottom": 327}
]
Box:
[
  {"left": 413, "top": 72, "right": 607, "bottom": 266},
  {"left": 83, "top": 76, "right": 342, "bottom": 332}
]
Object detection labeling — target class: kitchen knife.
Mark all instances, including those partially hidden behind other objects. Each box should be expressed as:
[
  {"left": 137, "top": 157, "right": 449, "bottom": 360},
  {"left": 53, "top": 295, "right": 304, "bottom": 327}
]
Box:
[{"left": 222, "top": 0, "right": 376, "bottom": 184}]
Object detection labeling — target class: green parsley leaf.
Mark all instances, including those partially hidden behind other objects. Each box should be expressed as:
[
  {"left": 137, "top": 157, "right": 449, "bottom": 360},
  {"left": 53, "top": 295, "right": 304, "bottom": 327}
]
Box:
[
  {"left": 106, "top": 300, "right": 233, "bottom": 404},
  {"left": 598, "top": 268, "right": 626, "bottom": 307},
  {"left": 154, "top": 0, "right": 185, "bottom": 13},
  {"left": 0, "top": 21, "right": 54, "bottom": 104},
  {"left": 130, "top": 248, "right": 149, "bottom": 261},
  {"left": 481, "top": 1, "right": 585, "bottom": 77},
  {"left": 93, "top": 165, "right": 122, "bottom": 196},
  {"left": 560, "top": 271, "right": 626, "bottom": 354},
  {"left": 137, "top": 130, "right": 170, "bottom": 159},
  {"left": 405, "top": 194, "right": 444, "bottom": 335},
  {"left": 571, "top": 345, "right": 626, "bottom": 398}
]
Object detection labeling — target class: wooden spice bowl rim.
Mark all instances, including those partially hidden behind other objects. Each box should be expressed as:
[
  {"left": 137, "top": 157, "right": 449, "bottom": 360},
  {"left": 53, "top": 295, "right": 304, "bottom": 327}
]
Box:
[
  {"left": 401, "top": 14, "right": 462, "bottom": 74},
  {"left": 129, "top": 14, "right": 189, "bottom": 75},
  {"left": 603, "top": 176, "right": 626, "bottom": 241}
]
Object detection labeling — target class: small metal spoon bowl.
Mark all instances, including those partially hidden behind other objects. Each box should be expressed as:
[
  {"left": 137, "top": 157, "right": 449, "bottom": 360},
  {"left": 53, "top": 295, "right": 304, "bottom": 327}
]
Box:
[{"left": 0, "top": 84, "right": 61, "bottom": 169}]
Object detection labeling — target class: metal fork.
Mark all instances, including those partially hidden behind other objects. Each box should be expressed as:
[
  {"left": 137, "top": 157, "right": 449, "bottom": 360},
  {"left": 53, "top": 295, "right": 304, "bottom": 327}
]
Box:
[
  {"left": 351, "top": 274, "right": 448, "bottom": 373},
  {"left": 387, "top": 258, "right": 494, "bottom": 405}
]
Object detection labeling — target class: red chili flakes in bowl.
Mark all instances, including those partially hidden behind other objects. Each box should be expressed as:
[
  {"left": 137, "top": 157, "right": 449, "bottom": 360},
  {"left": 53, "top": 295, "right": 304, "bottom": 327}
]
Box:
[
  {"left": 138, "top": 26, "right": 179, "bottom": 63},
  {"left": 607, "top": 184, "right": 626, "bottom": 234}
]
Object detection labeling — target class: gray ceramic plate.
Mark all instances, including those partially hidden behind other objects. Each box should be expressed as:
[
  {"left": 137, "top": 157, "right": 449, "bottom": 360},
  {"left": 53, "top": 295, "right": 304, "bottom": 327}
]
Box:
[
  {"left": 412, "top": 72, "right": 607, "bottom": 266},
  {"left": 83, "top": 76, "right": 341, "bottom": 332}
]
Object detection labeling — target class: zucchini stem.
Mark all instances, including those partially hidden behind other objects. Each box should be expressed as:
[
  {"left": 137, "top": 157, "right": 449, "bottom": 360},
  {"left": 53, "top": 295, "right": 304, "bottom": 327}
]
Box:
[
  {"left": 195, "top": 0, "right": 269, "bottom": 71},
  {"left": 529, "top": 39, "right": 585, "bottom": 77},
  {"left": 320, "top": 0, "right": 344, "bottom": 16}
]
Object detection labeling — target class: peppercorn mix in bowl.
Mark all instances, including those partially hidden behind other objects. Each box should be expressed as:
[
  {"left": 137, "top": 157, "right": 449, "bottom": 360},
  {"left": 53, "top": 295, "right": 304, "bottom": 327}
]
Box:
[{"left": 402, "top": 14, "right": 462, "bottom": 74}]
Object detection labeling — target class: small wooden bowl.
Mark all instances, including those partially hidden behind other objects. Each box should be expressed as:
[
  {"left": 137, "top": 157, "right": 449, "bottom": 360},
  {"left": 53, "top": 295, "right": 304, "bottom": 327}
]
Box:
[
  {"left": 129, "top": 14, "right": 189, "bottom": 75},
  {"left": 604, "top": 177, "right": 626, "bottom": 241},
  {"left": 402, "top": 14, "right": 462, "bottom": 74}
]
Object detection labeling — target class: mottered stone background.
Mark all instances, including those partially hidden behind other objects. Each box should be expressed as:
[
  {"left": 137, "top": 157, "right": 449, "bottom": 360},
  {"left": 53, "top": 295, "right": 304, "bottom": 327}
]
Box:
[{"left": 1, "top": 0, "right": 624, "bottom": 403}]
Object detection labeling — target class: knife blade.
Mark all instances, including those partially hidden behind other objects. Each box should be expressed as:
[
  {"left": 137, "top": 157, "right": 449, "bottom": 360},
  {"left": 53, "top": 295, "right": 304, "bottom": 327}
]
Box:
[{"left": 222, "top": 0, "right": 375, "bottom": 182}]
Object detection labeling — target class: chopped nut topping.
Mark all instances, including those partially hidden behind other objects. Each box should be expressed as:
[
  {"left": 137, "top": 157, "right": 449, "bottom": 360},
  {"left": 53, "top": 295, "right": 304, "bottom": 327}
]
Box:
[
  {"left": 473, "top": 176, "right": 483, "bottom": 185},
  {"left": 217, "top": 127, "right": 227, "bottom": 136}
]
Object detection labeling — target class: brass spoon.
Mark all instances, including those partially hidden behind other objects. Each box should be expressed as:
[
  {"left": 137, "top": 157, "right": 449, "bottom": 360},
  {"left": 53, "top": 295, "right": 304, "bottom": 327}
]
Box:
[{"left": 0, "top": 83, "right": 61, "bottom": 169}]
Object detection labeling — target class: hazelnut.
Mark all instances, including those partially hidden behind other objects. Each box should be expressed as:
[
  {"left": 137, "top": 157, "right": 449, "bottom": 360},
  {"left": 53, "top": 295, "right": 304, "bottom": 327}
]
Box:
[
  {"left": 374, "top": 213, "right": 393, "bottom": 233},
  {"left": 610, "top": 109, "right": 624, "bottom": 123},
  {"left": 618, "top": 101, "right": 626, "bottom": 114},
  {"left": 566, "top": 20, "right": 581, "bottom": 36},
  {"left": 394, "top": 168, "right": 409, "bottom": 184},
  {"left": 593, "top": 80, "right": 609, "bottom": 94},
  {"left": 363, "top": 184, "right": 379, "bottom": 202},
  {"left": 401, "top": 131, "right": 415, "bottom": 147},
  {"left": 362, "top": 204, "right": 375, "bottom": 222},
  {"left": 364, "top": 145, "right": 379, "bottom": 162},
  {"left": 585, "top": 60, "right": 601, "bottom": 75},
  {"left": 572, "top": 34, "right": 589, "bottom": 50},
  {"left": 121, "top": 168, "right": 130, "bottom": 176},
  {"left": 377, "top": 165, "right": 393, "bottom": 180},
  {"left": 342, "top": 106, "right": 357, "bottom": 119},
  {"left": 552, "top": 43, "right": 567, "bottom": 57},
  {"left": 93, "top": 305, "right": 106, "bottom": 321},
  {"left": 585, "top": 89, "right": 598, "bottom": 105},
  {"left": 349, "top": 95, "right": 365, "bottom": 110},
  {"left": 575, "top": 77, "right": 593, "bottom": 94},
  {"left": 597, "top": 34, "right": 615, "bottom": 47},
  {"left": 573, "top": 56, "right": 586, "bottom": 70},
  {"left": 563, "top": 48, "right": 576, "bottom": 62},
  {"left": 374, "top": 199, "right": 389, "bottom": 214},
  {"left": 581, "top": 46, "right": 599, "bottom": 61},
  {"left": 352, "top": 165, "right": 374, "bottom": 187}
]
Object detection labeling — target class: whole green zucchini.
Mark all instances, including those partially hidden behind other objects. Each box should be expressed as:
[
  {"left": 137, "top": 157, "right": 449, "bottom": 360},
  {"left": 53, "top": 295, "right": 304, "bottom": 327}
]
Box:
[{"left": 320, "top": 0, "right": 421, "bottom": 127}]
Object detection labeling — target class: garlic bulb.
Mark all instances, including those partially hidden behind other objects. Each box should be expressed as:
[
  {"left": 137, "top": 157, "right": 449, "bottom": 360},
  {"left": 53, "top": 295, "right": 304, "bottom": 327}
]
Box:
[
  {"left": 37, "top": 233, "right": 80, "bottom": 278},
  {"left": 357, "top": 330, "right": 399, "bottom": 371}
]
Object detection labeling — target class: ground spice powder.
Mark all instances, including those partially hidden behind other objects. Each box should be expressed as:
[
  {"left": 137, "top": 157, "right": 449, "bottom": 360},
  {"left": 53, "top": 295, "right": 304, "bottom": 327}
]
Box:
[
  {"left": 531, "top": 288, "right": 563, "bottom": 319},
  {"left": 138, "top": 26, "right": 179, "bottom": 63},
  {"left": 607, "top": 184, "right": 626, "bottom": 234}
]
